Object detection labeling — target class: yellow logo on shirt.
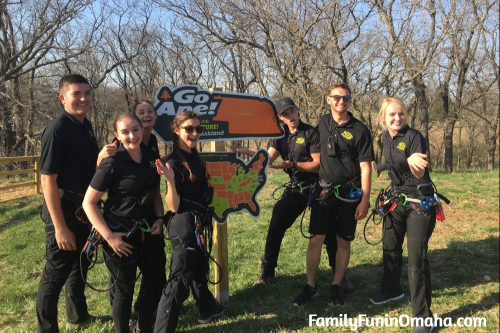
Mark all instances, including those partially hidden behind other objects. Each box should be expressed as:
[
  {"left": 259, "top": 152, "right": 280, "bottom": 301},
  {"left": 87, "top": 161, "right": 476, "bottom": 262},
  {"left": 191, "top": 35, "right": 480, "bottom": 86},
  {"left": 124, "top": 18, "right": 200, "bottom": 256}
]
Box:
[
  {"left": 397, "top": 142, "right": 406, "bottom": 150},
  {"left": 341, "top": 131, "right": 353, "bottom": 140},
  {"left": 152, "top": 147, "right": 157, "bottom": 152},
  {"left": 150, "top": 160, "right": 156, "bottom": 168},
  {"left": 296, "top": 137, "right": 305, "bottom": 144},
  {"left": 88, "top": 130, "right": 95, "bottom": 138}
]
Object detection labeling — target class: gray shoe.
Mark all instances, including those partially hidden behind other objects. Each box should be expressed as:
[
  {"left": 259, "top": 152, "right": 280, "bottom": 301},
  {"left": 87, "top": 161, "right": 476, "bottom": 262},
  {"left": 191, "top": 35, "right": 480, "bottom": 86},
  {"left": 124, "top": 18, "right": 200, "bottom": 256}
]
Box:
[{"left": 66, "top": 314, "right": 113, "bottom": 330}]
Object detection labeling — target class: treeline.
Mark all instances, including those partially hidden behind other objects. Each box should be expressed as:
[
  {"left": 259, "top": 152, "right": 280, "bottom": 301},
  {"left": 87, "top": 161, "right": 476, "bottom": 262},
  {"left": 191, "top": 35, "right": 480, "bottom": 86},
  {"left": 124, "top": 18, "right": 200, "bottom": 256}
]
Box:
[{"left": 0, "top": 0, "right": 498, "bottom": 171}]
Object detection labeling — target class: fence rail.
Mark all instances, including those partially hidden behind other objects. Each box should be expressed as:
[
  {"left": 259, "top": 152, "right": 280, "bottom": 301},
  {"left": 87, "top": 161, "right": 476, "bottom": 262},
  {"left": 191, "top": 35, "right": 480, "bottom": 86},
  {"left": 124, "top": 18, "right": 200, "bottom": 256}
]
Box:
[{"left": 0, "top": 155, "right": 41, "bottom": 195}]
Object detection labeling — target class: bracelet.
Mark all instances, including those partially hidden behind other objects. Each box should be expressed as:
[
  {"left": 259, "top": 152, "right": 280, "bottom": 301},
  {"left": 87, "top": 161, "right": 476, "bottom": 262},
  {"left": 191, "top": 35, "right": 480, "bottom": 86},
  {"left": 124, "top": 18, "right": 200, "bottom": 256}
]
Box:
[{"left": 155, "top": 216, "right": 166, "bottom": 223}]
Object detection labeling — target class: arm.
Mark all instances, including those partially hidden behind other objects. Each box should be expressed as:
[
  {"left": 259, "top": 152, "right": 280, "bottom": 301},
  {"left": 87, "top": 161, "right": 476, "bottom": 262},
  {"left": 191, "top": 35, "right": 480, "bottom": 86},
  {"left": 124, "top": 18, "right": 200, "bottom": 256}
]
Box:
[
  {"left": 82, "top": 187, "right": 132, "bottom": 257},
  {"left": 297, "top": 152, "right": 320, "bottom": 173},
  {"left": 96, "top": 141, "right": 118, "bottom": 167},
  {"left": 156, "top": 159, "right": 180, "bottom": 212},
  {"left": 229, "top": 145, "right": 256, "bottom": 158},
  {"left": 407, "top": 153, "right": 428, "bottom": 179},
  {"left": 375, "top": 162, "right": 389, "bottom": 177},
  {"left": 41, "top": 174, "right": 76, "bottom": 251},
  {"left": 149, "top": 187, "right": 165, "bottom": 235},
  {"left": 354, "top": 161, "right": 372, "bottom": 220}
]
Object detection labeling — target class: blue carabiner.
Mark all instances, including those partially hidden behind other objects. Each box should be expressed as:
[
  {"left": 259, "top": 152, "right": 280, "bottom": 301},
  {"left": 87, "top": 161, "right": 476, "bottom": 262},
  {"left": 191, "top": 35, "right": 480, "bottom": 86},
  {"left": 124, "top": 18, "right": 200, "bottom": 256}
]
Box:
[
  {"left": 349, "top": 187, "right": 364, "bottom": 199},
  {"left": 420, "top": 196, "right": 434, "bottom": 211}
]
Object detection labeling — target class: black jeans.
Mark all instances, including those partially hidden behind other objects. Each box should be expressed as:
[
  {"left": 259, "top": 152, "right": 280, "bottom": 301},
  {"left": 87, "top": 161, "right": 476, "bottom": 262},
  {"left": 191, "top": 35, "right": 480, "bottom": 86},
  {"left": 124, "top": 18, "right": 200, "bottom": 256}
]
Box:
[
  {"left": 154, "top": 210, "right": 217, "bottom": 333},
  {"left": 108, "top": 232, "right": 166, "bottom": 332},
  {"left": 381, "top": 204, "right": 436, "bottom": 318},
  {"left": 36, "top": 201, "right": 91, "bottom": 333},
  {"left": 261, "top": 190, "right": 337, "bottom": 276}
]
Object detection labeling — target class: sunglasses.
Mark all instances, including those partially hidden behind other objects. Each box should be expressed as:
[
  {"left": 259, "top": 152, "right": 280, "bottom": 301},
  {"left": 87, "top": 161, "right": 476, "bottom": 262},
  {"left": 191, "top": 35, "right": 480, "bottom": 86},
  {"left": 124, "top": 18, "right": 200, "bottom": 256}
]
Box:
[
  {"left": 180, "top": 125, "right": 204, "bottom": 134},
  {"left": 329, "top": 95, "right": 351, "bottom": 103}
]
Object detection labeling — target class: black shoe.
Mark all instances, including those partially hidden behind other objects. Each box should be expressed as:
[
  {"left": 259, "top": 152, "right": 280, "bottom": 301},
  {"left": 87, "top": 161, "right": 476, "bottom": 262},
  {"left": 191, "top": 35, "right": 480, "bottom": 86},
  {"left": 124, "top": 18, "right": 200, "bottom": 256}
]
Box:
[
  {"left": 253, "top": 273, "right": 276, "bottom": 286},
  {"left": 198, "top": 304, "right": 225, "bottom": 324},
  {"left": 370, "top": 291, "right": 404, "bottom": 305},
  {"left": 341, "top": 275, "right": 355, "bottom": 293},
  {"left": 329, "top": 284, "right": 346, "bottom": 306},
  {"left": 66, "top": 314, "right": 113, "bottom": 330},
  {"left": 293, "top": 284, "right": 318, "bottom": 307}
]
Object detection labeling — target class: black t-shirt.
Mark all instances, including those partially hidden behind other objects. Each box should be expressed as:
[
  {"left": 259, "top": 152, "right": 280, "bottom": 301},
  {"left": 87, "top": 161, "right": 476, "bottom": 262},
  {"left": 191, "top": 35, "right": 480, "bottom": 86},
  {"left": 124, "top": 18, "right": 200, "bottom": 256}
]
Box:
[
  {"left": 90, "top": 143, "right": 160, "bottom": 220},
  {"left": 382, "top": 125, "right": 432, "bottom": 194},
  {"left": 270, "top": 120, "right": 320, "bottom": 182},
  {"left": 318, "top": 112, "right": 374, "bottom": 187},
  {"left": 40, "top": 111, "right": 99, "bottom": 202},
  {"left": 161, "top": 148, "right": 208, "bottom": 205}
]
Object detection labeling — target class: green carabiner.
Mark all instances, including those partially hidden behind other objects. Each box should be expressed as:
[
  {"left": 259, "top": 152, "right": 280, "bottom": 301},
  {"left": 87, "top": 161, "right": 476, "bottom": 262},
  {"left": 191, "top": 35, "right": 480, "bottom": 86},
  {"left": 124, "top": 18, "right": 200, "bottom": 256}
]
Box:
[
  {"left": 400, "top": 193, "right": 407, "bottom": 206},
  {"left": 139, "top": 219, "right": 151, "bottom": 232},
  {"left": 298, "top": 182, "right": 303, "bottom": 193},
  {"left": 334, "top": 185, "right": 340, "bottom": 198}
]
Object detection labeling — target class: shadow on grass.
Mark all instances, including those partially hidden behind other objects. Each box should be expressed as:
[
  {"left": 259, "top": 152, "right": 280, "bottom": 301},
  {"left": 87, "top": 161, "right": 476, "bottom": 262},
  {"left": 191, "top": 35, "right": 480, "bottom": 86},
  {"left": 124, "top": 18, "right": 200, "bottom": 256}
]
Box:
[
  {"left": 180, "top": 237, "right": 498, "bottom": 332},
  {"left": 0, "top": 199, "right": 43, "bottom": 234}
]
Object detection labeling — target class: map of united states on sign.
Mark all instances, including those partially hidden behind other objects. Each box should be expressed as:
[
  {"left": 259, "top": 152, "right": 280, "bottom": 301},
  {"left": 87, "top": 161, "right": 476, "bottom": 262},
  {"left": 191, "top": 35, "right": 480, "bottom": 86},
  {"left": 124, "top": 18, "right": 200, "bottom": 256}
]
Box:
[{"left": 201, "top": 150, "right": 269, "bottom": 224}]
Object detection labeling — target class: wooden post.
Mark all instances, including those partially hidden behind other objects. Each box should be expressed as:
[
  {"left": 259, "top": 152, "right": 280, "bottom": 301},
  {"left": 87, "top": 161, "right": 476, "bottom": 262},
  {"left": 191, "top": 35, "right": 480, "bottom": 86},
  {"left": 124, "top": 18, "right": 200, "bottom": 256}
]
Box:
[
  {"left": 211, "top": 141, "right": 229, "bottom": 304},
  {"left": 34, "top": 156, "right": 40, "bottom": 194}
]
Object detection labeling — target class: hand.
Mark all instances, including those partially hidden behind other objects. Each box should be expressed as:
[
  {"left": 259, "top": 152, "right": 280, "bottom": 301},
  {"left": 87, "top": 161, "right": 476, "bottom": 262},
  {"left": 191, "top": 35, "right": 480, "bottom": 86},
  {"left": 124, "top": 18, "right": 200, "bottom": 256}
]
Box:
[
  {"left": 149, "top": 219, "right": 164, "bottom": 235},
  {"left": 269, "top": 160, "right": 294, "bottom": 169},
  {"left": 97, "top": 141, "right": 118, "bottom": 166},
  {"left": 354, "top": 198, "right": 369, "bottom": 220},
  {"left": 55, "top": 226, "right": 77, "bottom": 251},
  {"left": 229, "top": 145, "right": 249, "bottom": 155},
  {"left": 407, "top": 153, "right": 428, "bottom": 172},
  {"left": 156, "top": 159, "right": 175, "bottom": 183},
  {"left": 107, "top": 232, "right": 133, "bottom": 257}
]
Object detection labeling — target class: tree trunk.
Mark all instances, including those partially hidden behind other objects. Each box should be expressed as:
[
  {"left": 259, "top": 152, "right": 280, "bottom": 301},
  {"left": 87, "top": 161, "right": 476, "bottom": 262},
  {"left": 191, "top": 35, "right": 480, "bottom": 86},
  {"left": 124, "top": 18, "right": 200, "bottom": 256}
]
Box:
[{"left": 443, "top": 117, "right": 457, "bottom": 173}]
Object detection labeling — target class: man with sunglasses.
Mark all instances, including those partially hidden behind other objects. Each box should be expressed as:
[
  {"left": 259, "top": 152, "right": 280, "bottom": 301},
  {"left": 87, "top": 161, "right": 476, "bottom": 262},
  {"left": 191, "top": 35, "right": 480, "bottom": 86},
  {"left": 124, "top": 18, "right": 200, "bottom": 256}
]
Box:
[
  {"left": 230, "top": 97, "right": 340, "bottom": 286},
  {"left": 293, "top": 83, "right": 374, "bottom": 307}
]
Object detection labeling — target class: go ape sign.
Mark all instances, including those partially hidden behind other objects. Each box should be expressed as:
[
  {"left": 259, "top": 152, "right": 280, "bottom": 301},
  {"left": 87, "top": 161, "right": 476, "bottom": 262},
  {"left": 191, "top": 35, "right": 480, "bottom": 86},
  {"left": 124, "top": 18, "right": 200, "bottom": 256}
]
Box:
[{"left": 152, "top": 85, "right": 284, "bottom": 143}]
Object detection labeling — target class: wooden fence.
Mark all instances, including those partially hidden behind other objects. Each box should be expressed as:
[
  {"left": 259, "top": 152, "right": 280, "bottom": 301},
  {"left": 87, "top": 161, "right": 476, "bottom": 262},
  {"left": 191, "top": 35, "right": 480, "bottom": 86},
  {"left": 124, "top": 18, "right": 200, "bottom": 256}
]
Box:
[{"left": 0, "top": 156, "right": 41, "bottom": 195}]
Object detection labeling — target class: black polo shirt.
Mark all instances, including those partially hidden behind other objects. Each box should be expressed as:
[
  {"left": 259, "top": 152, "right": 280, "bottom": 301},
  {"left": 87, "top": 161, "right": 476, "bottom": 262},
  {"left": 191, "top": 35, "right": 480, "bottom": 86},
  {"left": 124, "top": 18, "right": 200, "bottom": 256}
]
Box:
[
  {"left": 161, "top": 148, "right": 208, "bottom": 204},
  {"left": 270, "top": 120, "right": 320, "bottom": 182},
  {"left": 90, "top": 143, "right": 160, "bottom": 220},
  {"left": 318, "top": 112, "right": 374, "bottom": 187},
  {"left": 40, "top": 111, "right": 99, "bottom": 201},
  {"left": 382, "top": 125, "right": 432, "bottom": 194}
]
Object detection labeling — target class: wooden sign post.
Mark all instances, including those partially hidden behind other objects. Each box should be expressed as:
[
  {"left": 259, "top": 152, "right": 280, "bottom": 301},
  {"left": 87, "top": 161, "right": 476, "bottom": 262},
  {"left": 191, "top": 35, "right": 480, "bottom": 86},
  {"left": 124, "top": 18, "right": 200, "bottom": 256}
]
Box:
[{"left": 211, "top": 140, "right": 229, "bottom": 304}]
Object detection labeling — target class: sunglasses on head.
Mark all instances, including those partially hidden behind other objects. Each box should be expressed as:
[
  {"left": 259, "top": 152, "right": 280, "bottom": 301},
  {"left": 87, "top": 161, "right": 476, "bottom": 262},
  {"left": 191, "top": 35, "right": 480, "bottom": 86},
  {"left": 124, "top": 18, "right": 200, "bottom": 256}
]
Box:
[
  {"left": 180, "top": 125, "right": 204, "bottom": 134},
  {"left": 329, "top": 95, "right": 351, "bottom": 103}
]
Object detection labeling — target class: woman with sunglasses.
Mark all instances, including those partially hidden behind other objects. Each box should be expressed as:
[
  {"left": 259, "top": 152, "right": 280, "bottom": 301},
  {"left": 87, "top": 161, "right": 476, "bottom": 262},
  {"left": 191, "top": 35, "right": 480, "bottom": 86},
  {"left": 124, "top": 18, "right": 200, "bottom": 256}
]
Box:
[
  {"left": 371, "top": 98, "right": 436, "bottom": 333},
  {"left": 83, "top": 114, "right": 165, "bottom": 333},
  {"left": 154, "top": 111, "right": 224, "bottom": 333}
]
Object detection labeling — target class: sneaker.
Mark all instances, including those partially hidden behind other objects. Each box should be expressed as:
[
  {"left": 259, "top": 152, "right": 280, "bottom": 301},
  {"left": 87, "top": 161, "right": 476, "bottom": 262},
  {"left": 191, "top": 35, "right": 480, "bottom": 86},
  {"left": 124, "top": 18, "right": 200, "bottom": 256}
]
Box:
[
  {"left": 198, "top": 304, "right": 225, "bottom": 324},
  {"left": 66, "top": 314, "right": 113, "bottom": 330},
  {"left": 253, "top": 273, "right": 276, "bottom": 286},
  {"left": 370, "top": 291, "right": 404, "bottom": 305},
  {"left": 341, "top": 275, "right": 355, "bottom": 294},
  {"left": 292, "top": 284, "right": 318, "bottom": 307},
  {"left": 329, "top": 284, "right": 346, "bottom": 306}
]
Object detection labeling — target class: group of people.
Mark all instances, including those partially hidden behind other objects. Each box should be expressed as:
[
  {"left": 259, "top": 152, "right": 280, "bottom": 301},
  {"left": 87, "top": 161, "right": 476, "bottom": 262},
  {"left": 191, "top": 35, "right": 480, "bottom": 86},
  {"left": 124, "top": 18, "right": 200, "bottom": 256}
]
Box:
[{"left": 36, "top": 75, "right": 438, "bottom": 333}]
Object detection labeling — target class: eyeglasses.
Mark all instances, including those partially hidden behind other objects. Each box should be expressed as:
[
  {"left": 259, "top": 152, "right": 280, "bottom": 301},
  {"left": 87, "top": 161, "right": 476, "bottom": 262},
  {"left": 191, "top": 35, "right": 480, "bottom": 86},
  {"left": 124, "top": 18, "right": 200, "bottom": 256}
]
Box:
[
  {"left": 180, "top": 125, "right": 204, "bottom": 134},
  {"left": 329, "top": 95, "right": 351, "bottom": 103}
]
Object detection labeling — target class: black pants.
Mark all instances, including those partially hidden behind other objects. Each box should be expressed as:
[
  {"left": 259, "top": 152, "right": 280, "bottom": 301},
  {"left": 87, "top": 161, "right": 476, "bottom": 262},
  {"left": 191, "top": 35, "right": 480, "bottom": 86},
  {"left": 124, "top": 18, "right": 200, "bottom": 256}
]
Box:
[
  {"left": 36, "top": 201, "right": 91, "bottom": 333},
  {"left": 154, "top": 210, "right": 217, "bottom": 333},
  {"left": 381, "top": 204, "right": 436, "bottom": 318},
  {"left": 261, "top": 190, "right": 337, "bottom": 276},
  {"left": 108, "top": 232, "right": 166, "bottom": 332}
]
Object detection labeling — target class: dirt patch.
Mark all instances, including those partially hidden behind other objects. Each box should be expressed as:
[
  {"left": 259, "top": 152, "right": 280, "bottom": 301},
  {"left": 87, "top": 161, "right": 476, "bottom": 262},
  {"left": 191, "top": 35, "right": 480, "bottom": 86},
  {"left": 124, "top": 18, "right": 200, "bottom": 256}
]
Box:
[{"left": 0, "top": 183, "right": 42, "bottom": 203}]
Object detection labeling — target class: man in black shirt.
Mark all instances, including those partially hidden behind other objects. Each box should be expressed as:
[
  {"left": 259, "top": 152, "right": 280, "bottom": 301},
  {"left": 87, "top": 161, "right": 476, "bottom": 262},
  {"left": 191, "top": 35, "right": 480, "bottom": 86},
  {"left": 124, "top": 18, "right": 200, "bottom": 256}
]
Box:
[
  {"left": 36, "top": 74, "right": 112, "bottom": 332},
  {"left": 231, "top": 97, "right": 338, "bottom": 285},
  {"left": 293, "top": 83, "right": 374, "bottom": 307}
]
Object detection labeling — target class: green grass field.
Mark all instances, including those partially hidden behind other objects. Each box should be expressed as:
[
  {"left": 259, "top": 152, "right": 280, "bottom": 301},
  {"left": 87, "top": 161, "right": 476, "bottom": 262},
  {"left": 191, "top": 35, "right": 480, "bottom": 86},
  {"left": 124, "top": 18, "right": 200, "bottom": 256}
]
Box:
[{"left": 0, "top": 170, "right": 498, "bottom": 332}]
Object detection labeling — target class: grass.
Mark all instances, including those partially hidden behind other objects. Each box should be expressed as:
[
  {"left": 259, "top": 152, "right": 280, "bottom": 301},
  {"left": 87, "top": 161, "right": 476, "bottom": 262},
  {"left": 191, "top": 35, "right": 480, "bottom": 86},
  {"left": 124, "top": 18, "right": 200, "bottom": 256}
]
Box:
[{"left": 0, "top": 170, "right": 498, "bottom": 332}]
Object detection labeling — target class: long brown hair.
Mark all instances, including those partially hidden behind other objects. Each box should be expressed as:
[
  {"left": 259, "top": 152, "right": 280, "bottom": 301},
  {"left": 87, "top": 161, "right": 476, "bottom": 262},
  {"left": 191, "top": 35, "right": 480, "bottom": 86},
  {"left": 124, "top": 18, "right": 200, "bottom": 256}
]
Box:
[{"left": 171, "top": 111, "right": 206, "bottom": 182}]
